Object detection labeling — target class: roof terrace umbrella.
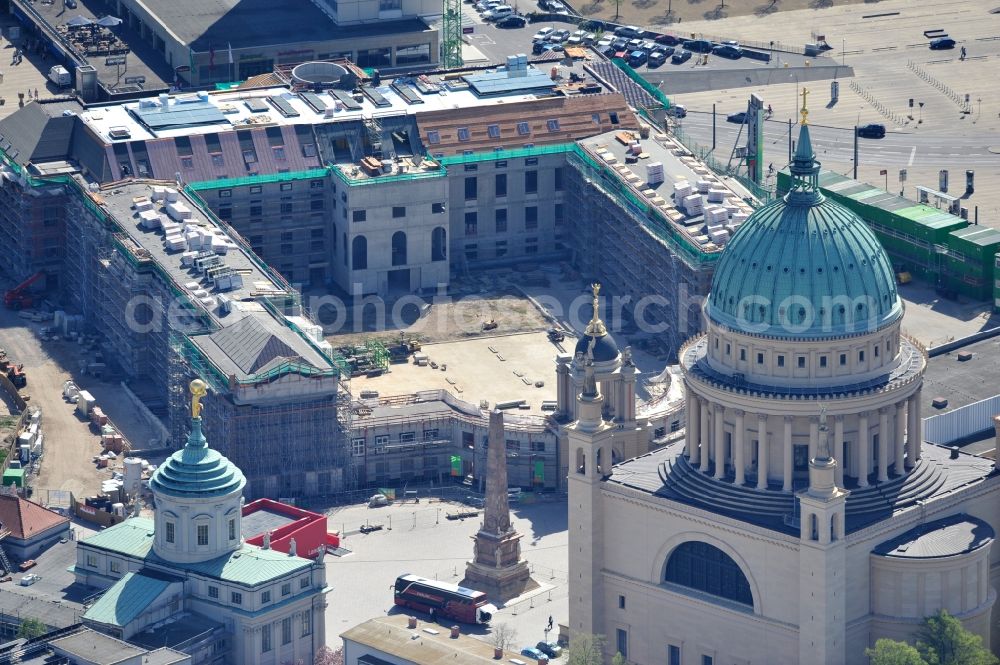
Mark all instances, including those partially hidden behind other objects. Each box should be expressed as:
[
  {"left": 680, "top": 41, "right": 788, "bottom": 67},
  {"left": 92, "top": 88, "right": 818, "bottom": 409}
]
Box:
[
  {"left": 66, "top": 15, "right": 93, "bottom": 27},
  {"left": 96, "top": 15, "right": 123, "bottom": 27}
]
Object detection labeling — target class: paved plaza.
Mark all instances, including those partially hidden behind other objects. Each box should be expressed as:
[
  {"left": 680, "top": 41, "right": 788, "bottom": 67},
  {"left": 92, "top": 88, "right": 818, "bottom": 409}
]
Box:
[{"left": 323, "top": 497, "right": 569, "bottom": 653}]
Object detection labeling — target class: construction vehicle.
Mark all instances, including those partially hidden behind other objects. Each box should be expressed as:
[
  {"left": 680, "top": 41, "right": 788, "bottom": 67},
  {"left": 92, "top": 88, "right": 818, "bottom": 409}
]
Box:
[
  {"left": 4, "top": 272, "right": 45, "bottom": 310},
  {"left": 547, "top": 328, "right": 565, "bottom": 342},
  {"left": 389, "top": 336, "right": 422, "bottom": 363}
]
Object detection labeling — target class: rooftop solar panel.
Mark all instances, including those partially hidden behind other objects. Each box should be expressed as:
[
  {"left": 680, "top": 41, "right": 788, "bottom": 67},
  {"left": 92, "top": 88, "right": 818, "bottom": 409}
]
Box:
[
  {"left": 391, "top": 82, "right": 423, "bottom": 105},
  {"left": 245, "top": 98, "right": 270, "bottom": 113},
  {"left": 328, "top": 90, "right": 363, "bottom": 111},
  {"left": 130, "top": 101, "right": 228, "bottom": 131},
  {"left": 362, "top": 86, "right": 391, "bottom": 108},
  {"left": 267, "top": 96, "right": 300, "bottom": 118},
  {"left": 300, "top": 92, "right": 327, "bottom": 113}
]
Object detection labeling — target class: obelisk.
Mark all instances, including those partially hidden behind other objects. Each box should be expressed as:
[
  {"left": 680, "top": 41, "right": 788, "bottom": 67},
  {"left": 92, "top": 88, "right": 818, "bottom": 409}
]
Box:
[{"left": 462, "top": 409, "right": 536, "bottom": 602}]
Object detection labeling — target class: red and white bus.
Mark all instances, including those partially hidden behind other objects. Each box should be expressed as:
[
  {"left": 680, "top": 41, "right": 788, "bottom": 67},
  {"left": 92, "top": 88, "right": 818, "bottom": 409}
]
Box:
[{"left": 393, "top": 574, "right": 497, "bottom": 624}]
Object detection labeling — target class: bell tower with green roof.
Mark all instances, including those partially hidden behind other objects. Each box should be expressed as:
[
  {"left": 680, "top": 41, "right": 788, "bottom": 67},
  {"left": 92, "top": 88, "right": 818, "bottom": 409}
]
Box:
[{"left": 150, "top": 379, "right": 247, "bottom": 564}]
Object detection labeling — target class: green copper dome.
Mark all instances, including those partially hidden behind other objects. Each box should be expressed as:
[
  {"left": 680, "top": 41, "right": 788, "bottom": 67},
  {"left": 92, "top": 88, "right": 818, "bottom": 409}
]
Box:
[
  {"left": 149, "top": 418, "right": 246, "bottom": 498},
  {"left": 705, "top": 125, "right": 901, "bottom": 338}
]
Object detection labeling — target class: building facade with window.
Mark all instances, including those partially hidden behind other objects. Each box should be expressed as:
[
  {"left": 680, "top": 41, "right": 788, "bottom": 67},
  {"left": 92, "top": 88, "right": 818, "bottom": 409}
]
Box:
[
  {"left": 74, "top": 383, "right": 328, "bottom": 665},
  {"left": 568, "top": 125, "right": 1000, "bottom": 665}
]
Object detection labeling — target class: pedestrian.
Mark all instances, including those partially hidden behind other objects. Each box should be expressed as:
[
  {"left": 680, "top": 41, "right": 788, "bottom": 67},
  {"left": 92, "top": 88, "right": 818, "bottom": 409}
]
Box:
[
  {"left": 960, "top": 46, "right": 967, "bottom": 60},
  {"left": 34, "top": 88, "right": 37, "bottom": 99}
]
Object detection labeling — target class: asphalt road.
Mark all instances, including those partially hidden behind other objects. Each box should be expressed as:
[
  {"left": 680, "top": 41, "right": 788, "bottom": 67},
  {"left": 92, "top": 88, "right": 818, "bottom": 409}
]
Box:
[{"left": 675, "top": 112, "right": 1000, "bottom": 170}]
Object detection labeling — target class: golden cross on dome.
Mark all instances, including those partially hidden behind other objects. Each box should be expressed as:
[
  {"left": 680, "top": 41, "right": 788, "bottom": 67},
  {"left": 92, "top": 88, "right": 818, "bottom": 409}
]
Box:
[
  {"left": 190, "top": 379, "right": 208, "bottom": 418},
  {"left": 800, "top": 87, "right": 809, "bottom": 126}
]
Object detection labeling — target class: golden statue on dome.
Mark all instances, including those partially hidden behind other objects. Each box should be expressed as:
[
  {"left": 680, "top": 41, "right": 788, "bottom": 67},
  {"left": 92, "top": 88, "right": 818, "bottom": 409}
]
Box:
[
  {"left": 800, "top": 87, "right": 809, "bottom": 126},
  {"left": 585, "top": 282, "right": 607, "bottom": 337},
  {"left": 190, "top": 379, "right": 208, "bottom": 418}
]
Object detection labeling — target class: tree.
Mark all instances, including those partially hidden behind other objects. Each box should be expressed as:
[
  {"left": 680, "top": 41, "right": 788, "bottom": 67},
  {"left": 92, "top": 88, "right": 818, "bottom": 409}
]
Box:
[
  {"left": 314, "top": 646, "right": 344, "bottom": 665},
  {"left": 612, "top": 652, "right": 628, "bottom": 665},
  {"left": 490, "top": 623, "right": 518, "bottom": 652},
  {"left": 610, "top": 0, "right": 623, "bottom": 21},
  {"left": 867, "top": 639, "right": 928, "bottom": 665},
  {"left": 16, "top": 618, "right": 47, "bottom": 639},
  {"left": 567, "top": 633, "right": 606, "bottom": 665},
  {"left": 916, "top": 610, "right": 998, "bottom": 665}
]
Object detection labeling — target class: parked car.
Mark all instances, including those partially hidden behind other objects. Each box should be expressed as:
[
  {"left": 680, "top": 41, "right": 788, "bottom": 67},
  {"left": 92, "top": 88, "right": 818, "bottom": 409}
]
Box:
[
  {"left": 596, "top": 37, "right": 613, "bottom": 50},
  {"left": 546, "top": 0, "right": 567, "bottom": 11},
  {"left": 533, "top": 26, "right": 555, "bottom": 40},
  {"left": 496, "top": 14, "right": 526, "bottom": 27},
  {"left": 627, "top": 50, "right": 647, "bottom": 67},
  {"left": 856, "top": 123, "right": 886, "bottom": 138},
  {"left": 549, "top": 29, "right": 571, "bottom": 42},
  {"left": 683, "top": 38, "right": 714, "bottom": 53},
  {"left": 532, "top": 41, "right": 549, "bottom": 54},
  {"left": 64, "top": 0, "right": 77, "bottom": 7},
  {"left": 671, "top": 49, "right": 692, "bottom": 64},
  {"left": 536, "top": 641, "right": 563, "bottom": 658},
  {"left": 612, "top": 37, "right": 629, "bottom": 51},
  {"left": 727, "top": 111, "right": 747, "bottom": 124},
  {"left": 647, "top": 50, "right": 667, "bottom": 67},
  {"left": 368, "top": 493, "right": 390, "bottom": 507},
  {"left": 520, "top": 647, "right": 546, "bottom": 661},
  {"left": 614, "top": 25, "right": 643, "bottom": 38},
  {"left": 626, "top": 38, "right": 644, "bottom": 51},
  {"left": 483, "top": 5, "right": 513, "bottom": 20},
  {"left": 929, "top": 37, "right": 956, "bottom": 49},
  {"left": 712, "top": 44, "right": 743, "bottom": 59},
  {"left": 476, "top": 0, "right": 500, "bottom": 11},
  {"left": 655, "top": 33, "right": 681, "bottom": 45},
  {"left": 666, "top": 103, "right": 687, "bottom": 118},
  {"left": 20, "top": 573, "right": 41, "bottom": 586}
]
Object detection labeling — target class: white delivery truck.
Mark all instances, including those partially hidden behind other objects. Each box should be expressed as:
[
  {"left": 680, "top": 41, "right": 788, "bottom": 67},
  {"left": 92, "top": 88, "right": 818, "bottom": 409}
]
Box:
[{"left": 48, "top": 65, "right": 71, "bottom": 87}]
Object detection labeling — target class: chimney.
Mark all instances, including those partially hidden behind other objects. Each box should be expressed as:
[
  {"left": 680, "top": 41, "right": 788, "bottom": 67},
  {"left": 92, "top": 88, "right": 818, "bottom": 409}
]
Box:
[
  {"left": 407, "top": 617, "right": 417, "bottom": 629},
  {"left": 450, "top": 625, "right": 460, "bottom": 639}
]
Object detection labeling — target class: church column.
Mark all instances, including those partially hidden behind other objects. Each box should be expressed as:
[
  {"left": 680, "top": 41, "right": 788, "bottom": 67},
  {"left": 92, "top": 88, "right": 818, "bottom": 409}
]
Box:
[
  {"left": 699, "top": 401, "right": 711, "bottom": 473},
  {"left": 809, "top": 417, "right": 819, "bottom": 460},
  {"left": 907, "top": 389, "right": 922, "bottom": 466},
  {"left": 833, "top": 416, "right": 844, "bottom": 488},
  {"left": 687, "top": 394, "right": 701, "bottom": 465},
  {"left": 757, "top": 413, "right": 768, "bottom": 490},
  {"left": 877, "top": 407, "right": 890, "bottom": 483},
  {"left": 894, "top": 400, "right": 906, "bottom": 475},
  {"left": 857, "top": 412, "right": 870, "bottom": 488},
  {"left": 734, "top": 410, "right": 745, "bottom": 485},
  {"left": 782, "top": 415, "right": 793, "bottom": 491},
  {"left": 713, "top": 405, "right": 725, "bottom": 480}
]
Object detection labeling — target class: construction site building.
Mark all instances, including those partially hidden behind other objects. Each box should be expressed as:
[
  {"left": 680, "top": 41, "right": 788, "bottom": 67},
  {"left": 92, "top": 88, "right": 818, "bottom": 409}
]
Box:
[
  {"left": 57, "top": 176, "right": 352, "bottom": 498},
  {"left": 0, "top": 57, "right": 761, "bottom": 498}
]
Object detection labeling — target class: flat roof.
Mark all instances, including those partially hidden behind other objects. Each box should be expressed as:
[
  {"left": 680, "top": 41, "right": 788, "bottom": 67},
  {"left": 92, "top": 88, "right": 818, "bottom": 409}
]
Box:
[
  {"left": 921, "top": 336, "right": 1000, "bottom": 415},
  {"left": 17, "top": 0, "right": 172, "bottom": 91},
  {"left": 130, "top": 0, "right": 337, "bottom": 50},
  {"left": 341, "top": 615, "right": 521, "bottom": 664},
  {"left": 49, "top": 628, "right": 146, "bottom": 664},
  {"left": 94, "top": 180, "right": 335, "bottom": 381},
  {"left": 126, "top": 612, "right": 224, "bottom": 653},
  {"left": 874, "top": 514, "right": 994, "bottom": 559},
  {"left": 241, "top": 506, "right": 298, "bottom": 537},
  {"left": 78, "top": 76, "right": 571, "bottom": 144},
  {"left": 576, "top": 129, "right": 756, "bottom": 263}
]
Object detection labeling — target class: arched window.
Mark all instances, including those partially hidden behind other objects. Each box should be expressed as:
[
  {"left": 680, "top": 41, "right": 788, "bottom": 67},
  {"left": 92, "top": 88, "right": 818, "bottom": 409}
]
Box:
[
  {"left": 392, "top": 231, "right": 407, "bottom": 266},
  {"left": 431, "top": 227, "right": 447, "bottom": 262},
  {"left": 352, "top": 235, "right": 367, "bottom": 270},
  {"left": 664, "top": 541, "right": 753, "bottom": 607}
]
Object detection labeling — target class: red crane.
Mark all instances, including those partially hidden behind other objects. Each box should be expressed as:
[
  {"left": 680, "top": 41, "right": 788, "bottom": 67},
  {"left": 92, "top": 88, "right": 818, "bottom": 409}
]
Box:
[{"left": 4, "top": 272, "right": 45, "bottom": 310}]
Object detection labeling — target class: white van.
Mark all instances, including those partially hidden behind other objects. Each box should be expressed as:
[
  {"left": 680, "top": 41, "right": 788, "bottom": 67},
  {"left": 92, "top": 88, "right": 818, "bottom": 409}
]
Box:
[
  {"left": 507, "top": 487, "right": 522, "bottom": 502},
  {"left": 484, "top": 5, "right": 513, "bottom": 20}
]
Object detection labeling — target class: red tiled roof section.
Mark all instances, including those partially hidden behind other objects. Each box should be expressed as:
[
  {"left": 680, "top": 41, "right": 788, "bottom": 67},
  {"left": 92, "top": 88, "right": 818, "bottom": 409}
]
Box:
[
  {"left": 415, "top": 93, "right": 639, "bottom": 155},
  {"left": 0, "top": 494, "right": 69, "bottom": 540}
]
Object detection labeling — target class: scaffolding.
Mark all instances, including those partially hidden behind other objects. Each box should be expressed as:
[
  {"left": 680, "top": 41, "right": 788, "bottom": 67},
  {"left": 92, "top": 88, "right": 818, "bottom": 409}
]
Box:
[{"left": 365, "top": 338, "right": 390, "bottom": 372}]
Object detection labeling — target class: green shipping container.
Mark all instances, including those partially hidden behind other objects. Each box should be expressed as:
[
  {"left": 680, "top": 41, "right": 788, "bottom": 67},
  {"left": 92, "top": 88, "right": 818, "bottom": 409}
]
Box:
[{"left": 3, "top": 467, "right": 25, "bottom": 488}]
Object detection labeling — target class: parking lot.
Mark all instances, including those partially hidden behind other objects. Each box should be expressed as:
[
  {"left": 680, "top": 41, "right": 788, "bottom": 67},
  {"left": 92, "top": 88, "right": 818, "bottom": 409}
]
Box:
[{"left": 461, "top": 4, "right": 820, "bottom": 76}]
